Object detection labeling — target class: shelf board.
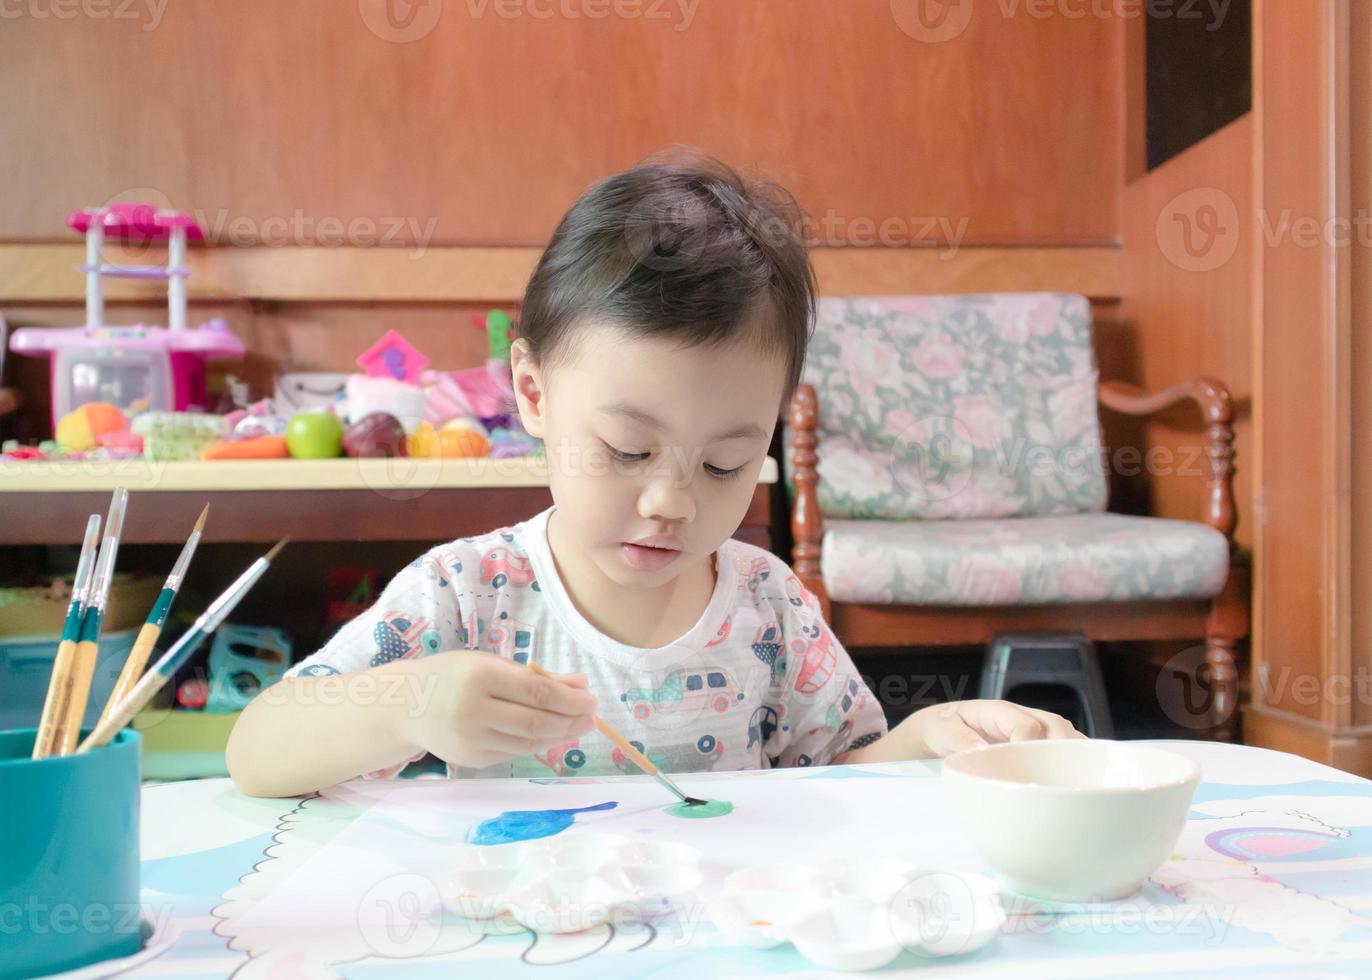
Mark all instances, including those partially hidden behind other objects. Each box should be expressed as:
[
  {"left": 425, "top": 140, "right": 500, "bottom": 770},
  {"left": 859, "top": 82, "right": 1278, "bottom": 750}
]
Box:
[{"left": 0, "top": 454, "right": 780, "bottom": 493}]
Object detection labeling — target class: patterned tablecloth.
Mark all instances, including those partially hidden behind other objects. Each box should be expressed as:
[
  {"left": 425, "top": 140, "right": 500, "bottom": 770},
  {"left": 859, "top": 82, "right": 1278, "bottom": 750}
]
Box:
[{"left": 61, "top": 740, "right": 1372, "bottom": 978}]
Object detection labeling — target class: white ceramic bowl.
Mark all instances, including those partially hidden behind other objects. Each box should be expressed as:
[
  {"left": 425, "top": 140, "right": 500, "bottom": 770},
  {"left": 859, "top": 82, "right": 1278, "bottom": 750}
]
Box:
[{"left": 942, "top": 739, "right": 1200, "bottom": 903}]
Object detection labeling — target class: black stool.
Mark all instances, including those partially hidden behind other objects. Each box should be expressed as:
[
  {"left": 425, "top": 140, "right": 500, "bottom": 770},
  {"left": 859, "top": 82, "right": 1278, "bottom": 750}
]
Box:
[{"left": 979, "top": 633, "right": 1114, "bottom": 738}]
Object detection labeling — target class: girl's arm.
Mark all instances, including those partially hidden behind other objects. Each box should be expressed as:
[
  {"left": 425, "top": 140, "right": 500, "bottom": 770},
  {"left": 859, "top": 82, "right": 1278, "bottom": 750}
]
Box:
[
  {"left": 227, "top": 652, "right": 596, "bottom": 797},
  {"left": 834, "top": 700, "right": 1084, "bottom": 765},
  {"left": 227, "top": 658, "right": 432, "bottom": 798}
]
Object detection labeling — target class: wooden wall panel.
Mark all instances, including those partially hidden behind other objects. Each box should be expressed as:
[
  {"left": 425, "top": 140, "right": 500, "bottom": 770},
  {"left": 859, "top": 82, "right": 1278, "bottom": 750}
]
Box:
[
  {"left": 0, "top": 0, "right": 1120, "bottom": 247},
  {"left": 1253, "top": 0, "right": 1345, "bottom": 729},
  {"left": 1118, "top": 117, "right": 1254, "bottom": 551},
  {"left": 1247, "top": 0, "right": 1365, "bottom": 751},
  {"left": 1352, "top": 0, "right": 1372, "bottom": 731}
]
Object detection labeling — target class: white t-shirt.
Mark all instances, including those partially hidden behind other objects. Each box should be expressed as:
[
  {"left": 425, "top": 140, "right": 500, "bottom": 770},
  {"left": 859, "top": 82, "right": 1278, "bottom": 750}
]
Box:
[{"left": 286, "top": 508, "right": 887, "bottom": 779}]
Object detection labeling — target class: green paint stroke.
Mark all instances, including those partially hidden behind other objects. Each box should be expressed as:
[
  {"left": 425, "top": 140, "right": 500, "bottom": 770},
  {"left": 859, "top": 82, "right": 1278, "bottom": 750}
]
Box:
[{"left": 665, "top": 799, "right": 734, "bottom": 819}]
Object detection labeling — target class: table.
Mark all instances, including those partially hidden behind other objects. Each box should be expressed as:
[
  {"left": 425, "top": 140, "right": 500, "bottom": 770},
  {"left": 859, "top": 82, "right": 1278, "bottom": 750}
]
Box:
[
  {"left": 89, "top": 740, "right": 1372, "bottom": 978},
  {"left": 0, "top": 456, "right": 780, "bottom": 546}
]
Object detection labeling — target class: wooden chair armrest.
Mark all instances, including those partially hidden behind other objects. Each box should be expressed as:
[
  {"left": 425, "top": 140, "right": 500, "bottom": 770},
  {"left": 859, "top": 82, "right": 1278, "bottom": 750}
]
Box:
[
  {"left": 1098, "top": 378, "right": 1238, "bottom": 545},
  {"left": 0, "top": 387, "right": 20, "bottom": 418},
  {"left": 787, "top": 382, "right": 828, "bottom": 605}
]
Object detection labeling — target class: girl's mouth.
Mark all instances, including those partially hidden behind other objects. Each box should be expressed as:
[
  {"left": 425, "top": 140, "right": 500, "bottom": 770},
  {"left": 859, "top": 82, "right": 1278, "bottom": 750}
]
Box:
[{"left": 620, "top": 540, "right": 682, "bottom": 572}]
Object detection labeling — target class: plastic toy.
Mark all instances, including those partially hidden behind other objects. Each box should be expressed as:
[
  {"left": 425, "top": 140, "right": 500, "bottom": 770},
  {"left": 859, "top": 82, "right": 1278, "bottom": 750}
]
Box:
[
  {"left": 344, "top": 375, "right": 426, "bottom": 434},
  {"left": 175, "top": 677, "right": 208, "bottom": 710},
  {"left": 130, "top": 412, "right": 228, "bottom": 461},
  {"left": 489, "top": 421, "right": 541, "bottom": 458},
  {"left": 285, "top": 411, "right": 344, "bottom": 459},
  {"left": 407, "top": 418, "right": 490, "bottom": 458},
  {"left": 201, "top": 435, "right": 290, "bottom": 460},
  {"left": 9, "top": 204, "right": 244, "bottom": 421},
  {"left": 54, "top": 402, "right": 127, "bottom": 453},
  {"left": 206, "top": 625, "right": 292, "bottom": 712},
  {"left": 356, "top": 329, "right": 429, "bottom": 384},
  {"left": 424, "top": 310, "right": 518, "bottom": 426},
  {"left": 274, "top": 372, "right": 349, "bottom": 416},
  {"left": 342, "top": 412, "right": 406, "bottom": 458}
]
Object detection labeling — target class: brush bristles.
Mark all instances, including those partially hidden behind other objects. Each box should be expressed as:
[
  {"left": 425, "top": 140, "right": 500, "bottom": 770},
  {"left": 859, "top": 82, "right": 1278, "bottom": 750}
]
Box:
[{"left": 264, "top": 538, "right": 289, "bottom": 563}]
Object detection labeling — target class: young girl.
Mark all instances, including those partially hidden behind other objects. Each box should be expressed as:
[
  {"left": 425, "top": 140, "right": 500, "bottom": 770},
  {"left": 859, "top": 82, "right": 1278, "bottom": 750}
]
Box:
[{"left": 227, "top": 153, "right": 1082, "bottom": 797}]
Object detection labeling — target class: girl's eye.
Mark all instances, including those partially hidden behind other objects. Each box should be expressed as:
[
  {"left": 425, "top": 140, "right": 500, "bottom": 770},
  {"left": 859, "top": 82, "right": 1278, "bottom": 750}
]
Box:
[
  {"left": 607, "top": 445, "right": 649, "bottom": 463},
  {"left": 705, "top": 463, "right": 744, "bottom": 480}
]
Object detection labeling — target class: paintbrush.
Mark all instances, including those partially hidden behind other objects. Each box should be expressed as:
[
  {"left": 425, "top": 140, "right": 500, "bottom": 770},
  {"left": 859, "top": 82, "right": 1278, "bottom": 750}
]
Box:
[
  {"left": 97, "top": 504, "right": 209, "bottom": 728},
  {"left": 53, "top": 488, "right": 129, "bottom": 755},
  {"left": 31, "top": 513, "right": 102, "bottom": 759},
  {"left": 77, "top": 538, "right": 288, "bottom": 754},
  {"left": 527, "top": 661, "right": 705, "bottom": 806}
]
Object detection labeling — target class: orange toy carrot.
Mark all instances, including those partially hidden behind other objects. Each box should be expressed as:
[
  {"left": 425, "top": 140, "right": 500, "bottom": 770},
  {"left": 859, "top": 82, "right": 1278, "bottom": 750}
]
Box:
[{"left": 201, "top": 435, "right": 290, "bottom": 460}]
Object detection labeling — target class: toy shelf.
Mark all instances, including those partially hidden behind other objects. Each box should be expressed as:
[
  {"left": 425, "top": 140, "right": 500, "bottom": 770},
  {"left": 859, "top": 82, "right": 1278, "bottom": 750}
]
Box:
[
  {"left": 0, "top": 455, "right": 779, "bottom": 493},
  {"left": 0, "top": 457, "right": 781, "bottom": 548}
]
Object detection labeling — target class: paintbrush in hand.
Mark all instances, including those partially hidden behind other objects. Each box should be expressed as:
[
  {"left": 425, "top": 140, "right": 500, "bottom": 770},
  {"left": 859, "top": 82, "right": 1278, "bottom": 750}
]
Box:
[{"left": 527, "top": 661, "right": 705, "bottom": 806}]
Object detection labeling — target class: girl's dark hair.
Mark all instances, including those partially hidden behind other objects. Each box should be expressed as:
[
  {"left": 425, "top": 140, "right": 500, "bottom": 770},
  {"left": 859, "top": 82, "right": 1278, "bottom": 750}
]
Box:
[{"left": 518, "top": 150, "right": 816, "bottom": 398}]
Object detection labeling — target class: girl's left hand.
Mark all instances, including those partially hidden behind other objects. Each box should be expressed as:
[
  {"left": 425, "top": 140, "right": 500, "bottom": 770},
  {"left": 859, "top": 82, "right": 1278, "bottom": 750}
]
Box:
[{"left": 906, "top": 699, "right": 1086, "bottom": 758}]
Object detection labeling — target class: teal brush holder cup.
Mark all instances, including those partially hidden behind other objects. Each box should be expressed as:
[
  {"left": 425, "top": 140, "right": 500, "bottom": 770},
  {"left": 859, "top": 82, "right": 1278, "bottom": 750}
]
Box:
[{"left": 0, "top": 727, "right": 142, "bottom": 978}]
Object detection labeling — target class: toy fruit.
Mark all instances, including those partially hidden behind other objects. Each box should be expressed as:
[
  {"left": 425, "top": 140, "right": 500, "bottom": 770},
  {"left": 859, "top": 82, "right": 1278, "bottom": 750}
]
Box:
[
  {"left": 342, "top": 412, "right": 407, "bottom": 458},
  {"left": 285, "top": 411, "right": 345, "bottom": 459},
  {"left": 55, "top": 401, "right": 127, "bottom": 453},
  {"left": 407, "top": 418, "right": 491, "bottom": 458}
]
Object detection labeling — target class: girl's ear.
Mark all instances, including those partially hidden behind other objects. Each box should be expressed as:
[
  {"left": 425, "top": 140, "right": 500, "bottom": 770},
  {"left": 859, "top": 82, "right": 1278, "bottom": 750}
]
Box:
[{"left": 510, "top": 338, "right": 547, "bottom": 439}]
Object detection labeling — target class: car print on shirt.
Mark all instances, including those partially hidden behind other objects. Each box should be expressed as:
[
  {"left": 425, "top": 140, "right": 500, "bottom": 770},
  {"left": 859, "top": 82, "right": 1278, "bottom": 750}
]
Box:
[
  {"left": 612, "top": 734, "right": 726, "bottom": 774},
  {"left": 824, "top": 677, "right": 866, "bottom": 731},
  {"left": 456, "top": 609, "right": 485, "bottom": 650},
  {"left": 741, "top": 555, "right": 771, "bottom": 595},
  {"left": 485, "top": 613, "right": 534, "bottom": 664},
  {"left": 751, "top": 617, "right": 784, "bottom": 672},
  {"left": 748, "top": 704, "right": 785, "bottom": 750},
  {"left": 479, "top": 546, "right": 539, "bottom": 591},
  {"left": 533, "top": 739, "right": 588, "bottom": 777},
  {"left": 369, "top": 612, "right": 442, "bottom": 667},
  {"left": 791, "top": 621, "right": 838, "bottom": 696},
  {"left": 413, "top": 548, "right": 464, "bottom": 588},
  {"left": 784, "top": 572, "right": 810, "bottom": 608},
  {"left": 620, "top": 668, "right": 746, "bottom": 719},
  {"left": 706, "top": 616, "right": 731, "bottom": 647}
]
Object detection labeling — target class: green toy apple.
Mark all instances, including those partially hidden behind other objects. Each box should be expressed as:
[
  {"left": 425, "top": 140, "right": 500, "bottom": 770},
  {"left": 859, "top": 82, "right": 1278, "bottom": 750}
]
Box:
[{"left": 286, "top": 411, "right": 345, "bottom": 459}]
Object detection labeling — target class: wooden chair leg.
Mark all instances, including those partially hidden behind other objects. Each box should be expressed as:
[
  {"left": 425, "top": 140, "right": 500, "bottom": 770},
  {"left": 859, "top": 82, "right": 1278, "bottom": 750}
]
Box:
[
  {"left": 1203, "top": 636, "right": 1241, "bottom": 741},
  {"left": 1203, "top": 560, "right": 1250, "bottom": 742}
]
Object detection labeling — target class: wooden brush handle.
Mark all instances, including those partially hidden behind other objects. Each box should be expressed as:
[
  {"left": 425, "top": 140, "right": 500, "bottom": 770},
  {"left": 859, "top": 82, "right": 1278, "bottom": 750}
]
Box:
[
  {"left": 32, "top": 639, "right": 78, "bottom": 759},
  {"left": 98, "top": 622, "right": 160, "bottom": 727},
  {"left": 526, "top": 661, "right": 661, "bottom": 778},
  {"left": 55, "top": 639, "right": 100, "bottom": 755}
]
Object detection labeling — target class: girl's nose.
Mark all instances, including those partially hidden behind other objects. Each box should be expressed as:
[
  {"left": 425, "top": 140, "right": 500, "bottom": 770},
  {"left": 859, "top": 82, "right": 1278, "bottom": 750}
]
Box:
[{"left": 638, "top": 475, "right": 696, "bottom": 525}]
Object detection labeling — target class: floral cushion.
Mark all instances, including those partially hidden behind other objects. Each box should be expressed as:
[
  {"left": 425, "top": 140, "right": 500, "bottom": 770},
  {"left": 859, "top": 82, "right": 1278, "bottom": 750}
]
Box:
[
  {"left": 821, "top": 513, "right": 1230, "bottom": 606},
  {"left": 792, "top": 294, "right": 1108, "bottom": 521}
]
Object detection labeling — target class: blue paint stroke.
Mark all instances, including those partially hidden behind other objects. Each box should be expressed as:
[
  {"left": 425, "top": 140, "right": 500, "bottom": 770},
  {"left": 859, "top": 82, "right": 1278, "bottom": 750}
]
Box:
[{"left": 467, "top": 801, "right": 619, "bottom": 845}]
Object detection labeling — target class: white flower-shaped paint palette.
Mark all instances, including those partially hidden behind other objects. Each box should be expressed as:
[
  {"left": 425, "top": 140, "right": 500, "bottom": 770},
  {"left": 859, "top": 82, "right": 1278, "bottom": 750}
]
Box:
[
  {"left": 710, "top": 860, "right": 1005, "bottom": 971},
  {"left": 441, "top": 834, "right": 702, "bottom": 934}
]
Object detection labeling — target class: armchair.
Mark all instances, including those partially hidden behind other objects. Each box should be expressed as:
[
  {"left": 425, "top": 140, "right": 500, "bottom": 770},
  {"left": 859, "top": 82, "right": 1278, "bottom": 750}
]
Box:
[{"left": 787, "top": 294, "right": 1248, "bottom": 739}]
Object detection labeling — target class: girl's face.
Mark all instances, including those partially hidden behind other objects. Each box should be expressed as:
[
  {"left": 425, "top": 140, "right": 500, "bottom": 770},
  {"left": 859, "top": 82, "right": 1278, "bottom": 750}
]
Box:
[{"left": 512, "top": 321, "right": 788, "bottom": 592}]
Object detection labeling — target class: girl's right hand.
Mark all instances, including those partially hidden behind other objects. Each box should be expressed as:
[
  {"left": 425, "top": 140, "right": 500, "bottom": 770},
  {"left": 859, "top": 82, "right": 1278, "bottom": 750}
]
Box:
[{"left": 395, "top": 651, "right": 598, "bottom": 769}]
